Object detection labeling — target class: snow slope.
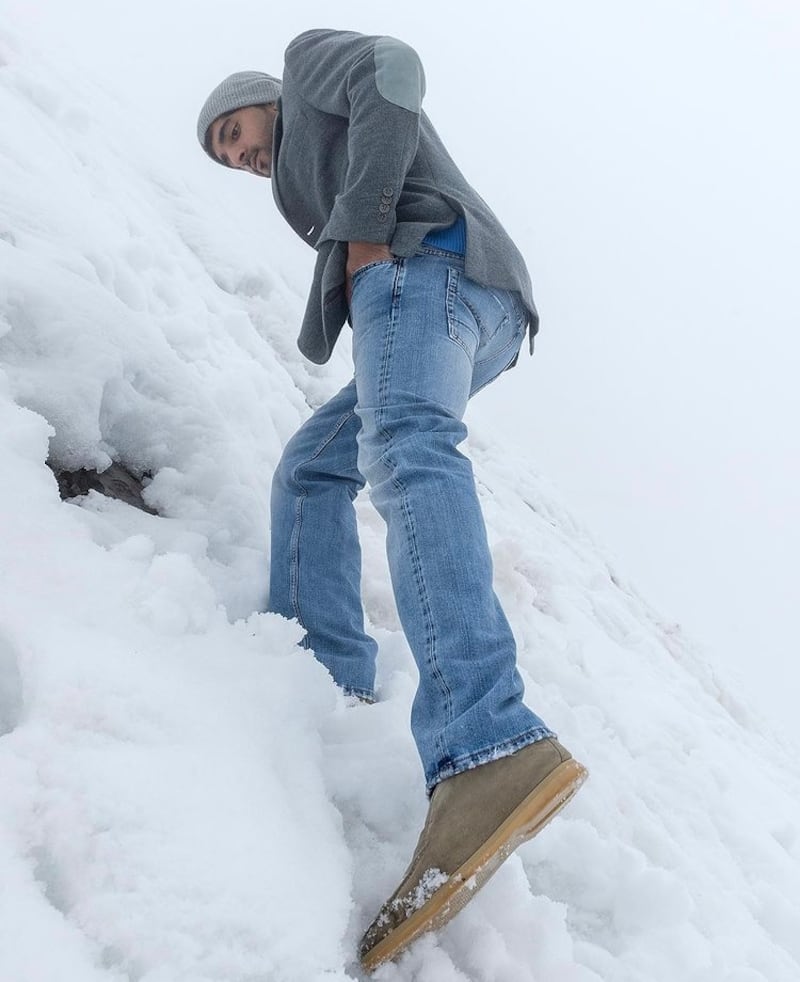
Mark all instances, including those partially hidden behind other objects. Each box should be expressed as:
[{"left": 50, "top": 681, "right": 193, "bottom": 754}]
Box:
[{"left": 1, "top": 23, "right": 799, "bottom": 982}]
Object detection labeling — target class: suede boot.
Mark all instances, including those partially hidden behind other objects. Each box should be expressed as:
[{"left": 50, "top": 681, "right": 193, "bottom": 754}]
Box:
[{"left": 359, "top": 737, "right": 587, "bottom": 972}]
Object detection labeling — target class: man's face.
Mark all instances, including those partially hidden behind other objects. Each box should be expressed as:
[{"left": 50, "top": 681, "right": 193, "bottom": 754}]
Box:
[{"left": 208, "top": 104, "right": 278, "bottom": 178}]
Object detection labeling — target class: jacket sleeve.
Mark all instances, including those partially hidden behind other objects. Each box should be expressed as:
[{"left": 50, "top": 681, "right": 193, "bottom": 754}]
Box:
[{"left": 283, "top": 29, "right": 426, "bottom": 245}]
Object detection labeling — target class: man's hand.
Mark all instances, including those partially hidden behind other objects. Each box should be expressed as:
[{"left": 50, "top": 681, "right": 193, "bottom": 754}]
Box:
[{"left": 346, "top": 241, "right": 394, "bottom": 304}]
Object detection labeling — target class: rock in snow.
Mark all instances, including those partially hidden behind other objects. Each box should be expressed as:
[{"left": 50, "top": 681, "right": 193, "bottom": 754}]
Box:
[
  {"left": 1, "top": 18, "right": 799, "bottom": 982},
  {"left": 49, "top": 461, "right": 157, "bottom": 515}
]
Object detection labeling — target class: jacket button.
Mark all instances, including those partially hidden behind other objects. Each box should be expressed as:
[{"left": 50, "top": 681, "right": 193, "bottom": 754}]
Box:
[
  {"left": 382, "top": 186, "right": 394, "bottom": 197},
  {"left": 378, "top": 203, "right": 391, "bottom": 213}
]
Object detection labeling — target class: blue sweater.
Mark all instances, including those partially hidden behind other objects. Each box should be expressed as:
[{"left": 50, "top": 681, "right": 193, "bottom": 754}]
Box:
[{"left": 422, "top": 215, "right": 467, "bottom": 254}]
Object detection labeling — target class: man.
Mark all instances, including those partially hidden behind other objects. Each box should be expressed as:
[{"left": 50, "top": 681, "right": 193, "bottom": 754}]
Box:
[{"left": 197, "top": 28, "right": 587, "bottom": 971}]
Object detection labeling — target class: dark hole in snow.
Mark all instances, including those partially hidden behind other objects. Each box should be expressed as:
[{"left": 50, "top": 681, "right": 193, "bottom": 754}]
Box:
[{"left": 48, "top": 460, "right": 158, "bottom": 515}]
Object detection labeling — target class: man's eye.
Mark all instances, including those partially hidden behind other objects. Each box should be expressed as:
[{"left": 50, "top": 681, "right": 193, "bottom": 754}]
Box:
[{"left": 232, "top": 123, "right": 240, "bottom": 140}]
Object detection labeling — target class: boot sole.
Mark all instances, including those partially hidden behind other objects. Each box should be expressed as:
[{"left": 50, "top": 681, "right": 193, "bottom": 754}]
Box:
[{"left": 361, "top": 757, "right": 588, "bottom": 973}]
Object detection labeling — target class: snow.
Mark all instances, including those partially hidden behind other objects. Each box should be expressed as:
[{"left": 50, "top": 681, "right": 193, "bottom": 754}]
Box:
[{"left": 1, "top": 13, "right": 800, "bottom": 982}]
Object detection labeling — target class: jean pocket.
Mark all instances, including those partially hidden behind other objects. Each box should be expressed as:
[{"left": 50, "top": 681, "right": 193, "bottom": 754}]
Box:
[
  {"left": 446, "top": 267, "right": 512, "bottom": 358},
  {"left": 350, "top": 257, "right": 399, "bottom": 288},
  {"left": 469, "top": 319, "right": 525, "bottom": 397}
]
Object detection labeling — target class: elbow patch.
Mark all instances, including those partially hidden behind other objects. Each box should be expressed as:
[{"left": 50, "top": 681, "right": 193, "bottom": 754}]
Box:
[{"left": 374, "top": 37, "right": 425, "bottom": 112}]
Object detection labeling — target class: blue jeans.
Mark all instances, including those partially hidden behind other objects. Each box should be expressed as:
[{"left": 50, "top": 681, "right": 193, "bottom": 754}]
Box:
[{"left": 269, "top": 246, "right": 554, "bottom": 791}]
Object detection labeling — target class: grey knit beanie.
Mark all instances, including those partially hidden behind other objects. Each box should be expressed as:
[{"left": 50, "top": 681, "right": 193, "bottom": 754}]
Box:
[{"left": 197, "top": 71, "right": 282, "bottom": 158}]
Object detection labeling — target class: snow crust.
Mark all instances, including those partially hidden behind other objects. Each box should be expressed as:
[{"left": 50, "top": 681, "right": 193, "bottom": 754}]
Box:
[{"left": 1, "top": 22, "right": 799, "bottom": 982}]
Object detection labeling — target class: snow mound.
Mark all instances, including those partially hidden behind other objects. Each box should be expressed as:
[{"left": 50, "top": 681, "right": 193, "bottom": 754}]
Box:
[{"left": 1, "top": 23, "right": 799, "bottom": 982}]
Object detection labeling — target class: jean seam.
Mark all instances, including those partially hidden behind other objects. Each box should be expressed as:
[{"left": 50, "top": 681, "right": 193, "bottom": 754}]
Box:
[
  {"left": 373, "top": 260, "right": 454, "bottom": 762},
  {"left": 287, "top": 407, "right": 359, "bottom": 629},
  {"left": 376, "top": 263, "right": 402, "bottom": 411},
  {"left": 288, "top": 493, "right": 306, "bottom": 628},
  {"left": 445, "top": 266, "right": 475, "bottom": 359},
  {"left": 395, "top": 467, "right": 451, "bottom": 752}
]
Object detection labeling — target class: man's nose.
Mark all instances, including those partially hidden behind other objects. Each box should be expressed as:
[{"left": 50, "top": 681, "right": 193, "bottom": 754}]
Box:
[{"left": 235, "top": 145, "right": 249, "bottom": 168}]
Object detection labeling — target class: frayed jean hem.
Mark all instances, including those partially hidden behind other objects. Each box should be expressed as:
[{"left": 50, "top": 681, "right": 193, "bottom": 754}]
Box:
[
  {"left": 425, "top": 726, "right": 557, "bottom": 797},
  {"left": 341, "top": 685, "right": 376, "bottom": 705}
]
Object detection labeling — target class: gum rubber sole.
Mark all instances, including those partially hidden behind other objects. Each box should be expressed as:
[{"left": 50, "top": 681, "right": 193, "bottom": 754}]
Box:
[{"left": 361, "top": 757, "right": 588, "bottom": 973}]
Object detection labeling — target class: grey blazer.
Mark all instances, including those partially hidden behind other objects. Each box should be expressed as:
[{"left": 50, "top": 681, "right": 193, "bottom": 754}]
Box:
[{"left": 273, "top": 28, "right": 539, "bottom": 365}]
